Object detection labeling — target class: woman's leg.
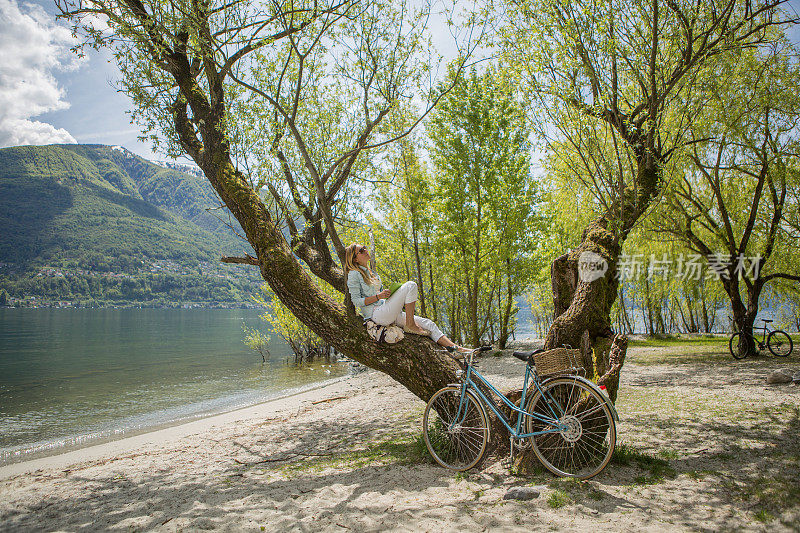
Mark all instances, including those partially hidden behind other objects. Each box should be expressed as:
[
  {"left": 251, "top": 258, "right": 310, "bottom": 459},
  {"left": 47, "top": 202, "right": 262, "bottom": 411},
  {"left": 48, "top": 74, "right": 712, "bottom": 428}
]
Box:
[
  {"left": 394, "top": 312, "right": 467, "bottom": 351},
  {"left": 395, "top": 313, "right": 462, "bottom": 345},
  {"left": 372, "top": 281, "right": 425, "bottom": 333},
  {"left": 396, "top": 313, "right": 467, "bottom": 351}
]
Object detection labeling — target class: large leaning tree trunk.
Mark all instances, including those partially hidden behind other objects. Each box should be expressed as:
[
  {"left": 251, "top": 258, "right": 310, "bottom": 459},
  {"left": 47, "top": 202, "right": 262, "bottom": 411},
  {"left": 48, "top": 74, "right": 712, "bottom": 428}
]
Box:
[
  {"left": 56, "top": 0, "right": 480, "bottom": 406},
  {"left": 174, "top": 98, "right": 464, "bottom": 403},
  {"left": 204, "top": 145, "right": 464, "bottom": 401}
]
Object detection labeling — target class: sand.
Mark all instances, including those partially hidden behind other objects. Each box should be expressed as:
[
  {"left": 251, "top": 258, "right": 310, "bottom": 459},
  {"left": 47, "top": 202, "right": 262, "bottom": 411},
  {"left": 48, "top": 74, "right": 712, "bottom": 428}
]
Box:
[{"left": 1, "top": 342, "right": 799, "bottom": 532}]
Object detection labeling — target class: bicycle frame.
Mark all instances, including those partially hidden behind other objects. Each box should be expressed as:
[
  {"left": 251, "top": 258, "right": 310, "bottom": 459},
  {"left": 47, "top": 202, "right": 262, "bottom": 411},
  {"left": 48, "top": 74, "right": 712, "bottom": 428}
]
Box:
[
  {"left": 452, "top": 358, "right": 565, "bottom": 441},
  {"left": 744, "top": 322, "right": 773, "bottom": 347}
]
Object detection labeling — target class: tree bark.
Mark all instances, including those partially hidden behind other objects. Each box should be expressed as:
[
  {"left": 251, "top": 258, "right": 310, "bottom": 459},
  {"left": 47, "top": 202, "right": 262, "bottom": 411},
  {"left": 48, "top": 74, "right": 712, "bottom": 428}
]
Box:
[
  {"left": 544, "top": 208, "right": 634, "bottom": 402},
  {"left": 725, "top": 275, "right": 762, "bottom": 357},
  {"left": 498, "top": 258, "right": 514, "bottom": 349}
]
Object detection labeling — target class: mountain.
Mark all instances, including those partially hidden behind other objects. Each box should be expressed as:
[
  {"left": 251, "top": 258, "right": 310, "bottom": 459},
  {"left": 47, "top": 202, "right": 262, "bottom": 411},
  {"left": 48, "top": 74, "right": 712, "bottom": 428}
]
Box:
[{"left": 0, "top": 144, "right": 262, "bottom": 307}]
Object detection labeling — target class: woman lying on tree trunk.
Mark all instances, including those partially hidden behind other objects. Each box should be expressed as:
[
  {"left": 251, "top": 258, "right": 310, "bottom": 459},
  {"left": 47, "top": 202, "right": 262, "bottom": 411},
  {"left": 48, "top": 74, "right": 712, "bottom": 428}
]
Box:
[{"left": 344, "top": 243, "right": 466, "bottom": 352}]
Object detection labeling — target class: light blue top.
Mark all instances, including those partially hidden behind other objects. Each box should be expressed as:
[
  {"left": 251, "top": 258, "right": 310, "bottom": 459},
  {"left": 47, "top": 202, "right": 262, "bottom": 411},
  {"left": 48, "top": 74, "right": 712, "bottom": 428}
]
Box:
[{"left": 347, "top": 267, "right": 383, "bottom": 318}]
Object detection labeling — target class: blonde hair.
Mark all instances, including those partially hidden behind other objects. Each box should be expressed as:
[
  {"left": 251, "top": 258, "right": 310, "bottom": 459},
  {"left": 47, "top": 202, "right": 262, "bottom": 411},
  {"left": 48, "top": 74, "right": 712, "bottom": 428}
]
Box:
[{"left": 344, "top": 243, "right": 378, "bottom": 285}]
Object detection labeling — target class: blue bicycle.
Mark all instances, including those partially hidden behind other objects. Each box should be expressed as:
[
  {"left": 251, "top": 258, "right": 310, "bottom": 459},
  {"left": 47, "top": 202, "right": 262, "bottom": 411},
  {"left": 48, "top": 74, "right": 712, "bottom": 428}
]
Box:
[{"left": 423, "top": 346, "right": 618, "bottom": 479}]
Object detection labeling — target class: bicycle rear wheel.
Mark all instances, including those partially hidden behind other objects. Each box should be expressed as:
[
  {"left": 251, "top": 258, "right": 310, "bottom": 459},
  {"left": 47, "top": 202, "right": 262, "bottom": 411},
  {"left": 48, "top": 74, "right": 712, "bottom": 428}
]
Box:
[
  {"left": 423, "top": 386, "right": 489, "bottom": 471},
  {"left": 525, "top": 378, "right": 615, "bottom": 480},
  {"left": 768, "top": 330, "right": 793, "bottom": 357},
  {"left": 729, "top": 332, "right": 750, "bottom": 360}
]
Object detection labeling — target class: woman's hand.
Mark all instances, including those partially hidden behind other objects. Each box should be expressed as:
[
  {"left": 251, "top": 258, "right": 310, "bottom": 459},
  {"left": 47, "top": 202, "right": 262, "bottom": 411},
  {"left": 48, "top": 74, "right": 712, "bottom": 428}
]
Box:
[{"left": 377, "top": 289, "right": 391, "bottom": 299}]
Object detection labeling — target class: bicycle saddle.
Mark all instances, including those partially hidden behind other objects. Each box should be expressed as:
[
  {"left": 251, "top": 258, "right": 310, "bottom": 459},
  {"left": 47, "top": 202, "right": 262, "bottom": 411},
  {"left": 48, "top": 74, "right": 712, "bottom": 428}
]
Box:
[
  {"left": 762, "top": 319, "right": 773, "bottom": 323},
  {"left": 512, "top": 348, "right": 545, "bottom": 363}
]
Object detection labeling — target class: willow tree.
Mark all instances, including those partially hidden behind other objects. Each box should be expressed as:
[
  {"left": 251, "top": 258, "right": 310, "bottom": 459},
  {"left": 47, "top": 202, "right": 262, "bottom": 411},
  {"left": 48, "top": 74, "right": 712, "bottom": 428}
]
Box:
[
  {"left": 655, "top": 42, "right": 800, "bottom": 355},
  {"left": 57, "top": 0, "right": 485, "bottom": 403},
  {"left": 501, "top": 0, "right": 797, "bottom": 399}
]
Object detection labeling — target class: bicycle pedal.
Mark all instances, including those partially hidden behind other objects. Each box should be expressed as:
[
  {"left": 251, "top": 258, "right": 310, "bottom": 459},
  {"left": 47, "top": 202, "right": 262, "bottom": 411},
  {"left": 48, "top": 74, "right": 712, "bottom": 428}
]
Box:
[{"left": 512, "top": 439, "right": 532, "bottom": 451}]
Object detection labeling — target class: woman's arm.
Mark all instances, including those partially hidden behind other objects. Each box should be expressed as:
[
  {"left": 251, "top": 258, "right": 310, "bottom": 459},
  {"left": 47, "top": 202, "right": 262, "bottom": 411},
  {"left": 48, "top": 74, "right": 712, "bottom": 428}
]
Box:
[
  {"left": 347, "top": 271, "right": 367, "bottom": 307},
  {"left": 365, "top": 291, "right": 390, "bottom": 304},
  {"left": 347, "top": 271, "right": 388, "bottom": 306}
]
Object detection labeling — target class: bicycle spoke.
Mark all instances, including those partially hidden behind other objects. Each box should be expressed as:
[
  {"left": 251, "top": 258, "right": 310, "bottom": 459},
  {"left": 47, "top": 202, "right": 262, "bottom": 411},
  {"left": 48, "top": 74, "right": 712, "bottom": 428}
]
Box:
[
  {"left": 576, "top": 403, "right": 606, "bottom": 422},
  {"left": 526, "top": 379, "right": 615, "bottom": 479}
]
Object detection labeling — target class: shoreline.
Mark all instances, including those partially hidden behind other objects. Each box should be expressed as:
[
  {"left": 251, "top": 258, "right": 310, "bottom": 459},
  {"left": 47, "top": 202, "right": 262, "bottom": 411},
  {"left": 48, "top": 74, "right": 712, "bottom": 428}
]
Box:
[
  {"left": 0, "top": 374, "right": 353, "bottom": 468},
  {"left": 0, "top": 372, "right": 361, "bottom": 480}
]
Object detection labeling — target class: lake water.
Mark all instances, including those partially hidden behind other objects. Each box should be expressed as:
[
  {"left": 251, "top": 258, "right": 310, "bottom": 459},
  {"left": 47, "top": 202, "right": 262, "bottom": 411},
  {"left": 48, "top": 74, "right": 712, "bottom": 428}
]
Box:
[{"left": 0, "top": 308, "right": 349, "bottom": 465}]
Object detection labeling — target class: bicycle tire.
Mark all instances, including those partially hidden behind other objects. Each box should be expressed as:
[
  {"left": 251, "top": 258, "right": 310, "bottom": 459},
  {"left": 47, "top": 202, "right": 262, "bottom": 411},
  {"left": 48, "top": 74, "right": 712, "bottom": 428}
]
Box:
[
  {"left": 423, "top": 386, "right": 489, "bottom": 471},
  {"left": 768, "top": 330, "right": 793, "bottom": 357},
  {"left": 729, "top": 332, "right": 749, "bottom": 360},
  {"left": 524, "top": 378, "right": 615, "bottom": 480}
]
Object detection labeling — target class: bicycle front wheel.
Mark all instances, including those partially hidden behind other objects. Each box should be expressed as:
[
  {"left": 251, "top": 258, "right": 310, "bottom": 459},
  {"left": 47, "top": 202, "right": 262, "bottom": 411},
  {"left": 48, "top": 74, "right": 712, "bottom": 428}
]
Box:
[
  {"left": 729, "top": 332, "right": 749, "bottom": 360},
  {"left": 423, "top": 386, "right": 489, "bottom": 471},
  {"left": 768, "top": 330, "right": 793, "bottom": 357},
  {"left": 525, "top": 378, "right": 615, "bottom": 480}
]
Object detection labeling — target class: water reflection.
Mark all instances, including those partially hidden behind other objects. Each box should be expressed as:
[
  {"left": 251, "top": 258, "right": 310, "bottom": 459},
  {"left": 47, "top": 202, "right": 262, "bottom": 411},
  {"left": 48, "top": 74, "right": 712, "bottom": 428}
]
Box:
[{"left": 0, "top": 308, "right": 348, "bottom": 464}]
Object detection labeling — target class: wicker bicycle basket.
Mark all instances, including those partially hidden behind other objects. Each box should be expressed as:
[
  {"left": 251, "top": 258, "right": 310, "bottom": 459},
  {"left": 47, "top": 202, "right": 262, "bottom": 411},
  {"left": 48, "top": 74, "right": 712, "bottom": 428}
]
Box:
[{"left": 533, "top": 347, "right": 583, "bottom": 377}]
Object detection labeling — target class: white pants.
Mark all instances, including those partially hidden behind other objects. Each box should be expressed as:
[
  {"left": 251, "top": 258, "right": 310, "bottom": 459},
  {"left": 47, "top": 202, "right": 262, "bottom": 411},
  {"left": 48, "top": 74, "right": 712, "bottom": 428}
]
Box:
[{"left": 371, "top": 281, "right": 445, "bottom": 342}]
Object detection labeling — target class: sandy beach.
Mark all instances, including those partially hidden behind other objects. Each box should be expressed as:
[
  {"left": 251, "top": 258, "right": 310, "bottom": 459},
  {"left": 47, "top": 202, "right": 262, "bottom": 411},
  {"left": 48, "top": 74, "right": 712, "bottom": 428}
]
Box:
[{"left": 1, "top": 342, "right": 799, "bottom": 532}]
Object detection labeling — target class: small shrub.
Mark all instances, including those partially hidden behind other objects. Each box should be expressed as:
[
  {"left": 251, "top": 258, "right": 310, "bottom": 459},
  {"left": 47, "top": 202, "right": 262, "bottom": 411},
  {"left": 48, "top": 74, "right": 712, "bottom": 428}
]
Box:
[{"left": 547, "top": 489, "right": 572, "bottom": 509}]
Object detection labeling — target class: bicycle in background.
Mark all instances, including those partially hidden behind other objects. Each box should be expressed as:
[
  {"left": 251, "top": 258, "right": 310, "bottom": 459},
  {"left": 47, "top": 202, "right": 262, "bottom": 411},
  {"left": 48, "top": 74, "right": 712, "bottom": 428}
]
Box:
[{"left": 729, "top": 319, "right": 793, "bottom": 360}]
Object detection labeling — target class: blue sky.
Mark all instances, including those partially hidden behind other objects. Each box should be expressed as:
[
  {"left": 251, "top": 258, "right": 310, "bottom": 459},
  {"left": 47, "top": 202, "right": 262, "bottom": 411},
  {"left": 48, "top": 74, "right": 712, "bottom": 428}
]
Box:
[
  {"left": 1, "top": 0, "right": 798, "bottom": 164},
  {"left": 1, "top": 0, "right": 177, "bottom": 161}
]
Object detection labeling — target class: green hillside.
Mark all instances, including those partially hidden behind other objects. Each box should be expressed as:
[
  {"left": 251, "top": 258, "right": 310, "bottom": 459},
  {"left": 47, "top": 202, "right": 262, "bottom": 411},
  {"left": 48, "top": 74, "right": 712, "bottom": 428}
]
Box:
[{"left": 0, "top": 144, "right": 262, "bottom": 307}]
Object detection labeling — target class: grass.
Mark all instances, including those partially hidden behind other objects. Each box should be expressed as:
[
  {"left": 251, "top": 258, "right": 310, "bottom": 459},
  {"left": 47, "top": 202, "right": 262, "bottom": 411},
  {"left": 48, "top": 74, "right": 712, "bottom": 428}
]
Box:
[
  {"left": 547, "top": 489, "right": 572, "bottom": 509},
  {"left": 728, "top": 475, "right": 800, "bottom": 520},
  {"left": 279, "top": 431, "right": 430, "bottom": 476},
  {"left": 686, "top": 469, "right": 722, "bottom": 481},
  {"left": 612, "top": 443, "right": 676, "bottom": 484},
  {"left": 657, "top": 449, "right": 681, "bottom": 460},
  {"left": 588, "top": 489, "right": 605, "bottom": 501},
  {"left": 618, "top": 386, "right": 788, "bottom": 425},
  {"left": 628, "top": 334, "right": 729, "bottom": 348},
  {"left": 629, "top": 333, "right": 800, "bottom": 346},
  {"left": 536, "top": 475, "right": 606, "bottom": 506},
  {"left": 626, "top": 333, "right": 800, "bottom": 365}
]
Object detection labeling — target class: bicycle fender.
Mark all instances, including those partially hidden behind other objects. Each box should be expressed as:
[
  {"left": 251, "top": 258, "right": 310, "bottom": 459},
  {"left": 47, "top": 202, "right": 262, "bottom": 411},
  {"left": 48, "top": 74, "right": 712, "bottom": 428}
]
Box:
[{"left": 542, "top": 375, "right": 620, "bottom": 422}]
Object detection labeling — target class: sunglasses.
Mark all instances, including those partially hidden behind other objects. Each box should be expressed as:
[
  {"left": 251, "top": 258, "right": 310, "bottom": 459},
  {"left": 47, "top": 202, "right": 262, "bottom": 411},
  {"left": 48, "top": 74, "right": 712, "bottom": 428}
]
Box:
[{"left": 358, "top": 246, "right": 369, "bottom": 255}]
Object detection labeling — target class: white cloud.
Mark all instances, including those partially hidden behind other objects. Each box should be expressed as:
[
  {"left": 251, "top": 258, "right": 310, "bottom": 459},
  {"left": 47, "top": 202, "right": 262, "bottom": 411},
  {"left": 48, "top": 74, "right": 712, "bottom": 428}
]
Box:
[{"left": 0, "top": 0, "right": 86, "bottom": 147}]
